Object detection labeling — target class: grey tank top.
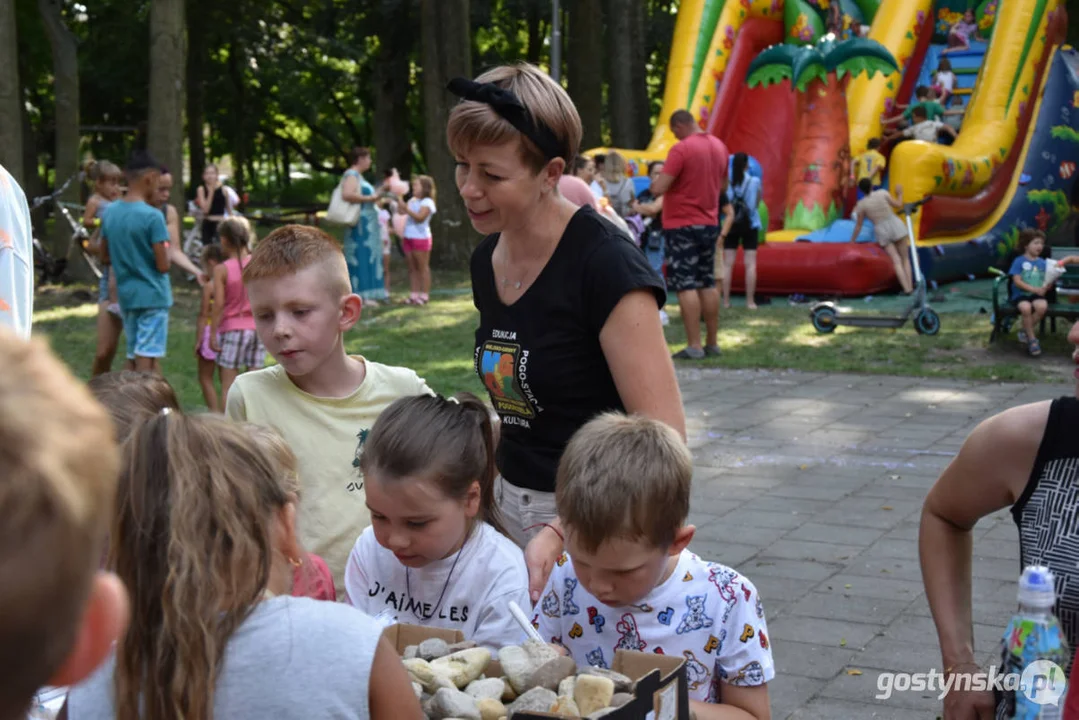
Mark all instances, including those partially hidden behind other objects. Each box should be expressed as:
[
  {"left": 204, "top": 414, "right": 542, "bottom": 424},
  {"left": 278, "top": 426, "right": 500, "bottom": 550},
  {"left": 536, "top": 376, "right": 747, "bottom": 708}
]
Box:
[
  {"left": 66, "top": 596, "right": 379, "bottom": 719},
  {"left": 94, "top": 197, "right": 113, "bottom": 219}
]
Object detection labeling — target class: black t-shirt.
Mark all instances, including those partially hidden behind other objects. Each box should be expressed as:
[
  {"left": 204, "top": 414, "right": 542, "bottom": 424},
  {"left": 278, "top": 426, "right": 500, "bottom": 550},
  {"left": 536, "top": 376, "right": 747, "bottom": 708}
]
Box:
[{"left": 471, "top": 206, "right": 666, "bottom": 493}]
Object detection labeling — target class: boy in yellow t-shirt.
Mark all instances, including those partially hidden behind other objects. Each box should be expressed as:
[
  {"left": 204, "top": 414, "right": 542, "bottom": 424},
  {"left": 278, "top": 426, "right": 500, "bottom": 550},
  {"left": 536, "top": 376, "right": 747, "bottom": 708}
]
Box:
[
  {"left": 852, "top": 138, "right": 886, "bottom": 199},
  {"left": 225, "top": 224, "right": 433, "bottom": 593}
]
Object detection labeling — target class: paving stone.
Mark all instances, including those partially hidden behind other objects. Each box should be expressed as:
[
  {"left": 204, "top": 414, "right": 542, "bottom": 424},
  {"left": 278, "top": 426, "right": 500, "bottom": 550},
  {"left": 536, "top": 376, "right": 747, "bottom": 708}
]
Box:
[
  {"left": 695, "top": 522, "right": 789, "bottom": 546},
  {"left": 767, "top": 672, "right": 828, "bottom": 720},
  {"left": 817, "top": 669, "right": 943, "bottom": 712},
  {"left": 688, "top": 541, "right": 758, "bottom": 568},
  {"left": 760, "top": 540, "right": 864, "bottom": 564},
  {"left": 766, "top": 617, "right": 880, "bottom": 650},
  {"left": 814, "top": 574, "right": 924, "bottom": 601},
  {"left": 787, "top": 697, "right": 932, "bottom": 719},
  {"left": 787, "top": 592, "right": 910, "bottom": 625},
  {"left": 745, "top": 559, "right": 842, "bottom": 582},
  {"left": 784, "top": 523, "right": 886, "bottom": 546}
]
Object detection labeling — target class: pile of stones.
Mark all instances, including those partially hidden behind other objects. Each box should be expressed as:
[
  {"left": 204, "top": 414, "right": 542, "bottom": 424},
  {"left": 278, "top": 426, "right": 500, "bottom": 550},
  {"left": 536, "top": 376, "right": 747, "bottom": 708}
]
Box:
[{"left": 402, "top": 637, "right": 639, "bottom": 719}]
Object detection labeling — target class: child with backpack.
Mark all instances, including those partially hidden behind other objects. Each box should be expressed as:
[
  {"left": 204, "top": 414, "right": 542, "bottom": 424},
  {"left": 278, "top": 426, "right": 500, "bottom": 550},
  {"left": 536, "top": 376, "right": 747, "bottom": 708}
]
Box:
[{"left": 722, "top": 153, "right": 763, "bottom": 309}]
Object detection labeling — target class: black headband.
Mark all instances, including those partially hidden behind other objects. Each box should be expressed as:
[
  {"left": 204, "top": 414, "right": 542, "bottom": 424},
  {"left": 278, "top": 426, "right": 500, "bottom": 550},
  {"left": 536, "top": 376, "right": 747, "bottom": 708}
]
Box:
[{"left": 447, "top": 78, "right": 563, "bottom": 162}]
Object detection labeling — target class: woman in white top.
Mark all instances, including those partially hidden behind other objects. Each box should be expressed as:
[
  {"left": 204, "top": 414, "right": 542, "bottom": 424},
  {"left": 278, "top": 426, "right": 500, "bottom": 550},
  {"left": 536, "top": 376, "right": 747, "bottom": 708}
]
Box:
[
  {"left": 62, "top": 412, "right": 421, "bottom": 720},
  {"left": 399, "top": 175, "right": 437, "bottom": 305},
  {"left": 849, "top": 179, "right": 913, "bottom": 294}
]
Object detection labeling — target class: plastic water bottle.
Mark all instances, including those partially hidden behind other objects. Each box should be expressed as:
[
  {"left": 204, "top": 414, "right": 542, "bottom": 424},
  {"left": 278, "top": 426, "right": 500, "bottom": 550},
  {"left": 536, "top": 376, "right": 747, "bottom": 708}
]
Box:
[{"left": 999, "top": 566, "right": 1069, "bottom": 718}]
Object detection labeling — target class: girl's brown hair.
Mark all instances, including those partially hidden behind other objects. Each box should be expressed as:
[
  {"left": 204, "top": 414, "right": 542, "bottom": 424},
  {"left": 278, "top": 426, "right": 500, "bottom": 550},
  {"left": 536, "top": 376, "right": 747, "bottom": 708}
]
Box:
[
  {"left": 218, "top": 217, "right": 253, "bottom": 251},
  {"left": 201, "top": 244, "right": 225, "bottom": 267},
  {"left": 359, "top": 392, "right": 505, "bottom": 536},
  {"left": 87, "top": 371, "right": 181, "bottom": 443},
  {"left": 111, "top": 412, "right": 292, "bottom": 720},
  {"left": 416, "top": 175, "right": 438, "bottom": 204}
]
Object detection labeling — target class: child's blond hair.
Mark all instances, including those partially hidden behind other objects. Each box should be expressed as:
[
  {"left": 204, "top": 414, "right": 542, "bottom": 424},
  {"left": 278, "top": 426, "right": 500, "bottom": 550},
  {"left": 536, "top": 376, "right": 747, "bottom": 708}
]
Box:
[
  {"left": 556, "top": 413, "right": 692, "bottom": 553},
  {"left": 242, "top": 224, "right": 350, "bottom": 298},
  {"left": 243, "top": 423, "right": 300, "bottom": 497},
  {"left": 88, "top": 370, "right": 181, "bottom": 444},
  {"left": 0, "top": 330, "right": 119, "bottom": 718},
  {"left": 416, "top": 175, "right": 438, "bottom": 204}
]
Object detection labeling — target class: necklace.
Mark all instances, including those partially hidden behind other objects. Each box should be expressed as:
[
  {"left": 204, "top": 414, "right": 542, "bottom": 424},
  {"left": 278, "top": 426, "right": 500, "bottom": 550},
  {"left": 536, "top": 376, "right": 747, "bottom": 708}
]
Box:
[
  {"left": 405, "top": 542, "right": 465, "bottom": 621},
  {"left": 500, "top": 277, "right": 523, "bottom": 290}
]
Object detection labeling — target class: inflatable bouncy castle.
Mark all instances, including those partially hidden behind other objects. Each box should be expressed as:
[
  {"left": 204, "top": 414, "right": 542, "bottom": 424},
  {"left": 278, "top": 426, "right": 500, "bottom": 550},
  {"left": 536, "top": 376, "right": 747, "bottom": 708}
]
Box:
[{"left": 594, "top": 0, "right": 1078, "bottom": 296}]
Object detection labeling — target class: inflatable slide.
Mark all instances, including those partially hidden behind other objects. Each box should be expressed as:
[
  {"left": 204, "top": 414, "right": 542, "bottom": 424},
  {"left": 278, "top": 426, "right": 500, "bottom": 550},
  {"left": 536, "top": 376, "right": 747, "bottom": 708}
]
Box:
[{"left": 596, "top": 0, "right": 1077, "bottom": 297}]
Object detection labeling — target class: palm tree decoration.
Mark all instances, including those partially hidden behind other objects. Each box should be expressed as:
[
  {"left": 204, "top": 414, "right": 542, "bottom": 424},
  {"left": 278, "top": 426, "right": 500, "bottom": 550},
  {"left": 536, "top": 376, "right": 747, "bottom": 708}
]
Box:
[{"left": 748, "top": 35, "right": 898, "bottom": 231}]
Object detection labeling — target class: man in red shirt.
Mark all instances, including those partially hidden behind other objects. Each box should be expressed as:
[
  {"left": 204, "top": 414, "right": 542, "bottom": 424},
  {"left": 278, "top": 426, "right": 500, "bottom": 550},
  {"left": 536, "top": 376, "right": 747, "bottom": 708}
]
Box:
[{"left": 650, "top": 110, "right": 730, "bottom": 359}]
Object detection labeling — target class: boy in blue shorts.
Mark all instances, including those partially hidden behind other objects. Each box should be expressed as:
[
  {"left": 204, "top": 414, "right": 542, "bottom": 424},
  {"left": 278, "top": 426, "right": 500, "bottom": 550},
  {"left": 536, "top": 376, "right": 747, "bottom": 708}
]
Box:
[
  {"left": 534, "top": 413, "right": 773, "bottom": 719},
  {"left": 101, "top": 152, "right": 171, "bottom": 373}
]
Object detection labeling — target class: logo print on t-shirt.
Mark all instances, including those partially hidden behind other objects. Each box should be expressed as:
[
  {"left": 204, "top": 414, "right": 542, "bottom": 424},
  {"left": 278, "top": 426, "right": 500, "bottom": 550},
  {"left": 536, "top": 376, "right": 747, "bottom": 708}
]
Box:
[
  {"left": 479, "top": 341, "right": 535, "bottom": 419},
  {"left": 347, "top": 428, "right": 369, "bottom": 493}
]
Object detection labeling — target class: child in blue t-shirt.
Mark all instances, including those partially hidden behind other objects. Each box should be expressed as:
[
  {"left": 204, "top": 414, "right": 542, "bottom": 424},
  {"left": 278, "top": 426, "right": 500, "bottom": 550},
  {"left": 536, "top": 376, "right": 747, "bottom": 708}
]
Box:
[
  {"left": 1008, "top": 229, "right": 1079, "bottom": 357},
  {"left": 534, "top": 413, "right": 773, "bottom": 719},
  {"left": 101, "top": 151, "right": 171, "bottom": 373}
]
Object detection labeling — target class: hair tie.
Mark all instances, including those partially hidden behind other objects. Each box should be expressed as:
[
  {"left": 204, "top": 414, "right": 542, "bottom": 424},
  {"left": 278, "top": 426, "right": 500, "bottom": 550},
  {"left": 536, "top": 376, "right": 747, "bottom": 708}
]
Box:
[
  {"left": 447, "top": 77, "right": 563, "bottom": 162},
  {"left": 447, "top": 396, "right": 461, "bottom": 405},
  {"left": 160, "top": 407, "right": 172, "bottom": 416}
]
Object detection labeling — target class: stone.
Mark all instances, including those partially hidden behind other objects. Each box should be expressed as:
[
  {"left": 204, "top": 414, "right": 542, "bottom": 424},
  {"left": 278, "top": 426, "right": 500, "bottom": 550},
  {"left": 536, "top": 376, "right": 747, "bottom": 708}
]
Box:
[
  {"left": 477, "top": 697, "right": 507, "bottom": 720},
  {"left": 404, "top": 645, "right": 419, "bottom": 660},
  {"left": 549, "top": 695, "right": 581, "bottom": 716},
  {"left": 412, "top": 682, "right": 423, "bottom": 699},
  {"left": 447, "top": 640, "right": 479, "bottom": 654},
  {"left": 404, "top": 658, "right": 456, "bottom": 695},
  {"left": 506, "top": 687, "right": 558, "bottom": 716},
  {"left": 465, "top": 677, "right": 507, "bottom": 701},
  {"left": 574, "top": 675, "right": 615, "bottom": 717},
  {"left": 578, "top": 667, "right": 635, "bottom": 693},
  {"left": 525, "top": 656, "right": 577, "bottom": 691},
  {"left": 426, "top": 687, "right": 482, "bottom": 720},
  {"left": 419, "top": 637, "right": 452, "bottom": 661},
  {"left": 500, "top": 677, "right": 518, "bottom": 702},
  {"left": 557, "top": 676, "right": 577, "bottom": 699},
  {"left": 522, "top": 639, "right": 561, "bottom": 666},
  {"left": 431, "top": 648, "right": 492, "bottom": 689},
  {"left": 610, "top": 693, "right": 633, "bottom": 708},
  {"left": 497, "top": 645, "right": 536, "bottom": 694}
]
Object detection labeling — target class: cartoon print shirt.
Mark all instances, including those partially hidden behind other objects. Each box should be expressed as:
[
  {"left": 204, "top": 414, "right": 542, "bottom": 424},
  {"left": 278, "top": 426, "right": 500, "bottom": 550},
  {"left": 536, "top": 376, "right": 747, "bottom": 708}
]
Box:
[
  {"left": 533, "top": 550, "right": 775, "bottom": 703},
  {"left": 471, "top": 205, "right": 665, "bottom": 493},
  {"left": 343, "top": 522, "right": 530, "bottom": 652},
  {"left": 1008, "top": 256, "right": 1048, "bottom": 301},
  {"left": 0, "top": 164, "right": 32, "bottom": 338},
  {"left": 225, "top": 357, "right": 433, "bottom": 595}
]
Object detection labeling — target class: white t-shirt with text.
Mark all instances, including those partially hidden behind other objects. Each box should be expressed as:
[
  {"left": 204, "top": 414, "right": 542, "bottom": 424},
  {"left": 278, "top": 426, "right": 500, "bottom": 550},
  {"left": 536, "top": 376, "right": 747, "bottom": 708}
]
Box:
[
  {"left": 404, "top": 198, "right": 437, "bottom": 239},
  {"left": 344, "top": 521, "right": 530, "bottom": 652},
  {"left": 533, "top": 550, "right": 775, "bottom": 703}
]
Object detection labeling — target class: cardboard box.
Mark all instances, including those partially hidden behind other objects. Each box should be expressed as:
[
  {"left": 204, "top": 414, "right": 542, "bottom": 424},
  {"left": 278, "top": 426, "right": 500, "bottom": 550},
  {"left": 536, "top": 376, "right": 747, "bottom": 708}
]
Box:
[{"left": 386, "top": 623, "right": 689, "bottom": 720}]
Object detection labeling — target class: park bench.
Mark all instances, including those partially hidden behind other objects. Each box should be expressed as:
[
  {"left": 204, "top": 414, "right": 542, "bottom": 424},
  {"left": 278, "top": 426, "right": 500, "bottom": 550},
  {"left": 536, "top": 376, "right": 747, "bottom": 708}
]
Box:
[{"left": 989, "top": 263, "right": 1079, "bottom": 343}]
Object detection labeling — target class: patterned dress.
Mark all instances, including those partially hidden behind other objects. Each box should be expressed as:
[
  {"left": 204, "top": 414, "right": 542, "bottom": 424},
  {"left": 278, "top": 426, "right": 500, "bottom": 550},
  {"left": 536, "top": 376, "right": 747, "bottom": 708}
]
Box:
[{"left": 342, "top": 170, "right": 388, "bottom": 302}]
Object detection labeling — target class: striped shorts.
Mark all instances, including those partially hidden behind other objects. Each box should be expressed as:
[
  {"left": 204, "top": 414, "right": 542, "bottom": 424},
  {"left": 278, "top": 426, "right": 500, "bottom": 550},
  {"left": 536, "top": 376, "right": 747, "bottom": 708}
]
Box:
[{"left": 216, "top": 329, "right": 266, "bottom": 370}]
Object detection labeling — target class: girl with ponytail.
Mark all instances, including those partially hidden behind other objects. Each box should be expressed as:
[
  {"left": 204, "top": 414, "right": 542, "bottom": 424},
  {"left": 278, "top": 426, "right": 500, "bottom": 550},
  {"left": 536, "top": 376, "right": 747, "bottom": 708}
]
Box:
[
  {"left": 63, "top": 411, "right": 422, "bottom": 720},
  {"left": 344, "top": 392, "right": 530, "bottom": 651}
]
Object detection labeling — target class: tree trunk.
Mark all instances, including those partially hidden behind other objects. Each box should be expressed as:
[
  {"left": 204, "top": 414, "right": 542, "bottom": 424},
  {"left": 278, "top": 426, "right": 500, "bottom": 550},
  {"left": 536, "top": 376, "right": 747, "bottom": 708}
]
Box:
[
  {"left": 38, "top": 0, "right": 83, "bottom": 278},
  {"left": 567, "top": 0, "right": 604, "bottom": 150},
  {"left": 421, "top": 0, "right": 471, "bottom": 268},
  {"left": 373, "top": 0, "right": 415, "bottom": 178},
  {"left": 186, "top": 0, "right": 208, "bottom": 196},
  {"left": 525, "top": 0, "right": 545, "bottom": 65},
  {"left": 149, "top": 0, "right": 186, "bottom": 217},
  {"left": 784, "top": 75, "right": 850, "bottom": 231},
  {"left": 0, "top": 0, "right": 23, "bottom": 184},
  {"left": 226, "top": 42, "right": 247, "bottom": 197},
  {"left": 604, "top": 0, "right": 636, "bottom": 148},
  {"left": 628, "top": 0, "right": 651, "bottom": 148},
  {"left": 280, "top": 137, "right": 291, "bottom": 188}
]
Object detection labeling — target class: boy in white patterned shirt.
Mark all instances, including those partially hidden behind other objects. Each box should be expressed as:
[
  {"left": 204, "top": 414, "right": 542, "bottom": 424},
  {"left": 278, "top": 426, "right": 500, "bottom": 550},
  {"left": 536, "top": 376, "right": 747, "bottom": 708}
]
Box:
[{"left": 533, "top": 413, "right": 773, "bottom": 719}]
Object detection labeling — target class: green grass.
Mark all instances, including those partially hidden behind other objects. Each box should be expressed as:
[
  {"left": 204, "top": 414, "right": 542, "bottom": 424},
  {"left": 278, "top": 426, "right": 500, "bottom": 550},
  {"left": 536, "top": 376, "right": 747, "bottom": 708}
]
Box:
[{"left": 34, "top": 269, "right": 1072, "bottom": 412}]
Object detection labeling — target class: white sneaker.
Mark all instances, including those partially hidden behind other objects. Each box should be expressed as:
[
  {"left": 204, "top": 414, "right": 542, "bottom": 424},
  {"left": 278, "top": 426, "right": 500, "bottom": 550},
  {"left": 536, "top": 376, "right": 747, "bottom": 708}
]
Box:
[{"left": 659, "top": 310, "right": 670, "bottom": 326}]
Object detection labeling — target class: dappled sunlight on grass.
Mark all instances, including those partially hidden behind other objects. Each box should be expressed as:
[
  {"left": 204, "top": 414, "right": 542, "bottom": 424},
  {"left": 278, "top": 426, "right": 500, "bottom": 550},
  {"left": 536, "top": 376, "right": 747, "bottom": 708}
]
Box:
[{"left": 33, "top": 302, "right": 99, "bottom": 324}]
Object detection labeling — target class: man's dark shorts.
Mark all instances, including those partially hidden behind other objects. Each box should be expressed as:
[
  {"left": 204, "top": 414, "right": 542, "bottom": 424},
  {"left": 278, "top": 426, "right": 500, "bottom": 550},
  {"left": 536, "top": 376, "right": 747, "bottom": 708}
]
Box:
[{"left": 665, "top": 224, "right": 720, "bottom": 292}]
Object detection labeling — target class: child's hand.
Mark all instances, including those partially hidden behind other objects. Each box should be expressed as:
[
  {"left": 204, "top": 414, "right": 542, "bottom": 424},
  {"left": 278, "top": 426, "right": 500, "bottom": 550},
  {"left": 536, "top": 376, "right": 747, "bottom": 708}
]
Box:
[{"left": 210, "top": 333, "right": 222, "bottom": 353}]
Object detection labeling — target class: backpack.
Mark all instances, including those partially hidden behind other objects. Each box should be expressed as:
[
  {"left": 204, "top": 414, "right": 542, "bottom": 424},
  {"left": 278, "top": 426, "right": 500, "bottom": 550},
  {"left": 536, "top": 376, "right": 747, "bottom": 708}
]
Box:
[{"left": 730, "top": 177, "right": 752, "bottom": 229}]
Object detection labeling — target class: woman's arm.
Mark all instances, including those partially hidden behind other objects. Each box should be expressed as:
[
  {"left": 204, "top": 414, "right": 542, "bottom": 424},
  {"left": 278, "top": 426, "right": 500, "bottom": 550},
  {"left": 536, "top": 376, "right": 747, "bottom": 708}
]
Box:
[
  {"left": 720, "top": 200, "right": 735, "bottom": 240},
  {"left": 196, "top": 185, "right": 211, "bottom": 213},
  {"left": 341, "top": 175, "right": 381, "bottom": 204},
  {"left": 920, "top": 401, "right": 1048, "bottom": 717},
  {"left": 600, "top": 289, "right": 686, "bottom": 438},
  {"left": 164, "top": 206, "right": 207, "bottom": 282}
]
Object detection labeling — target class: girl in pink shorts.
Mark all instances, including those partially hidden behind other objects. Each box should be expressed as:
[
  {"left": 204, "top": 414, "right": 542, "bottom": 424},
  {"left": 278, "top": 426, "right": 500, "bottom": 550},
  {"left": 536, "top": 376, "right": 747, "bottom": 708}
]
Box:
[
  {"left": 210, "top": 218, "right": 266, "bottom": 403},
  {"left": 401, "top": 175, "right": 437, "bottom": 305}
]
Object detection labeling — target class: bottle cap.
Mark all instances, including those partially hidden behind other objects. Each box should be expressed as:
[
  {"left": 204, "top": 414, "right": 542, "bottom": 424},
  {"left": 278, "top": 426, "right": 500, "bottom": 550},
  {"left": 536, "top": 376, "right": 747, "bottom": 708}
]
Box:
[{"left": 1018, "top": 566, "right": 1057, "bottom": 608}]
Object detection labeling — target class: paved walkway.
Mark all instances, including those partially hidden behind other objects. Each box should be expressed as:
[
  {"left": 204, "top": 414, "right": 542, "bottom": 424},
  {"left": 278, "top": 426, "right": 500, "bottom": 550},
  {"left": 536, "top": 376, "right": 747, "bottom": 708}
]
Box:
[{"left": 680, "top": 368, "right": 1070, "bottom": 719}]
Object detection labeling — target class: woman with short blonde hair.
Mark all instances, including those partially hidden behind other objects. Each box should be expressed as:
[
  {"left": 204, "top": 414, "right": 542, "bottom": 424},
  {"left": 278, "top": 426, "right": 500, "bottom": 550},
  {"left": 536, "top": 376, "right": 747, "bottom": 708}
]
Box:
[{"left": 447, "top": 63, "right": 685, "bottom": 602}]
